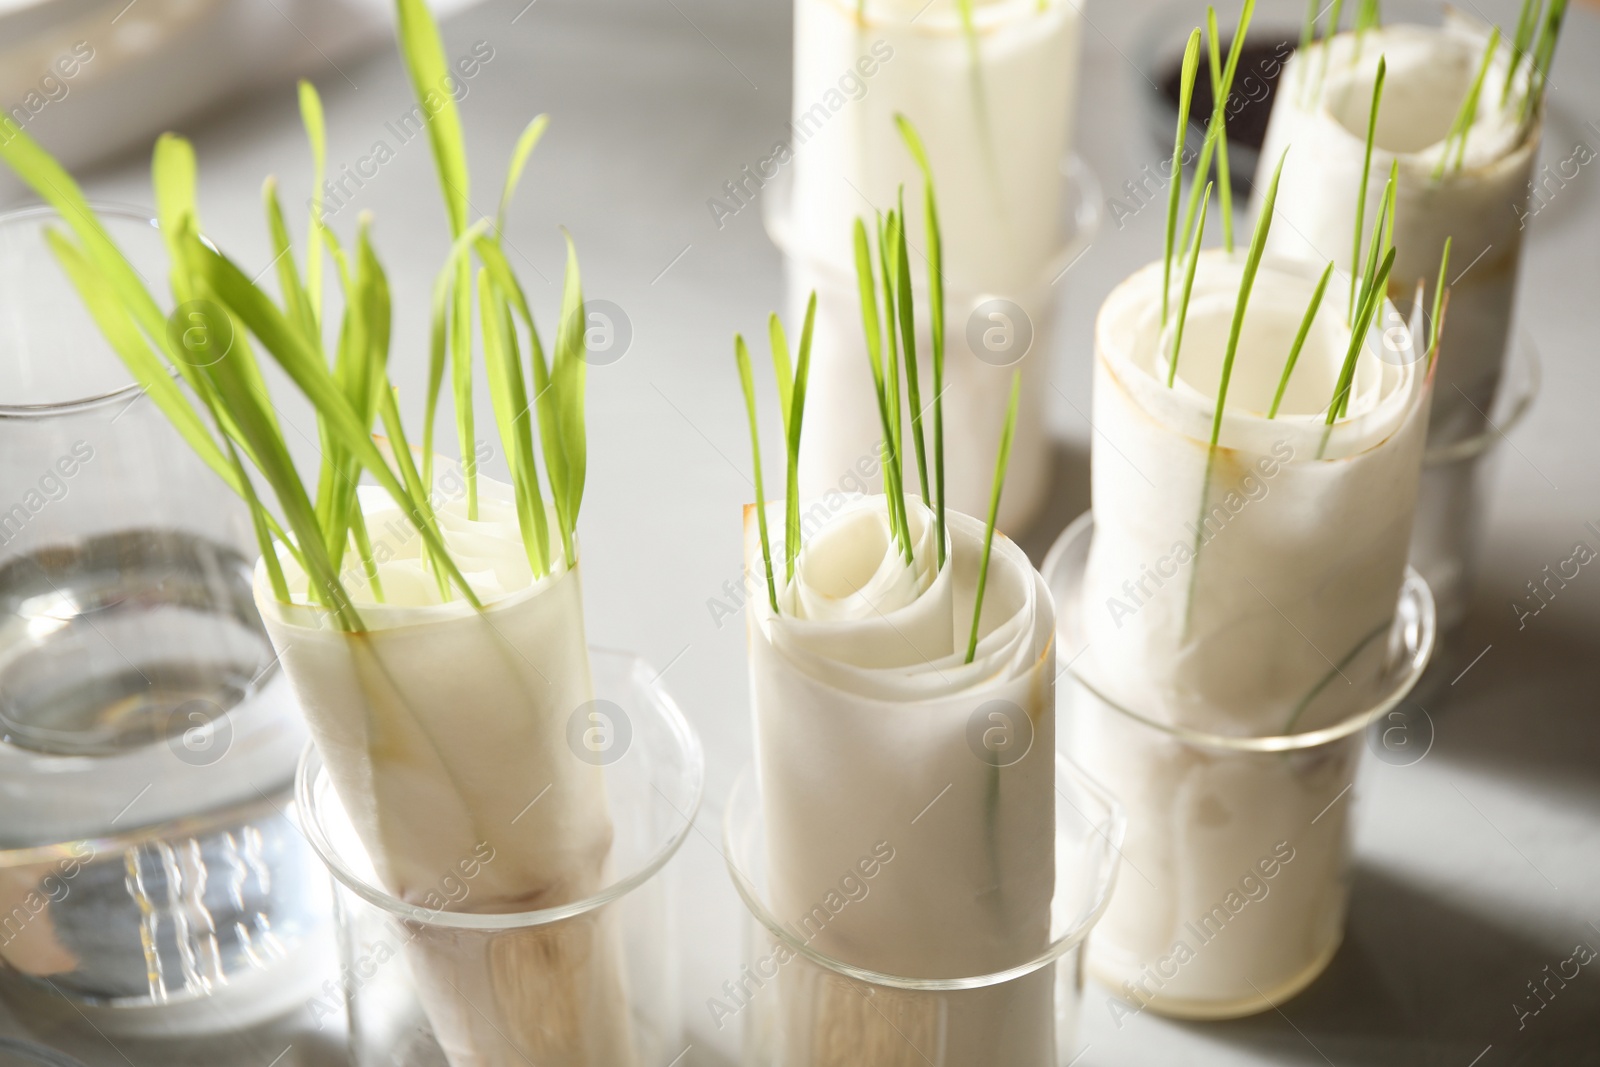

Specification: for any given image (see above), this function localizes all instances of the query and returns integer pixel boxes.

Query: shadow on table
[1419,573,1600,800]
[1194,863,1600,1066]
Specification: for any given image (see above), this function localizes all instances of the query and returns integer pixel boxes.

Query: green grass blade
[1344,249,1396,420]
[1181,143,1280,641]
[1167,182,1212,388]
[735,333,779,614]
[1311,0,1347,99]
[44,228,302,581]
[152,133,197,264]
[1301,0,1318,46]
[212,355,361,630]
[422,218,493,491]
[263,178,314,340]
[894,114,935,180]
[450,260,476,517]
[347,227,392,601]
[1165,30,1203,327]
[1503,0,1542,106]
[1428,236,1451,368]
[854,219,887,403]
[769,313,793,438]
[183,271,360,629]
[1454,29,1500,171]
[151,143,286,467]
[1206,9,1235,252]
[0,124,168,341]
[1326,247,1396,428]
[1210,148,1286,448]
[1380,160,1397,257]
[895,114,948,566]
[965,370,1020,664]
[151,135,217,391]
[423,261,450,492]
[192,239,481,608]
[478,268,549,576]
[318,236,364,565]
[298,81,327,326]
[4,124,284,531]
[1353,167,1391,334]
[376,386,449,598]
[853,218,904,552]
[507,293,553,574]
[1269,260,1334,418]
[1523,0,1569,120]
[357,223,393,413]
[552,229,588,558]
[1351,57,1385,317]
[233,432,292,602]
[348,508,385,604]
[1436,29,1499,178]
[952,0,1002,219]
[532,257,572,562]
[878,211,902,469]
[43,230,234,495]
[876,210,911,561]
[1181,0,1253,261]
[468,235,567,548]
[497,114,549,237]
[394,0,470,236]
[785,293,816,586]
[1215,1,1256,143]
[894,187,930,505]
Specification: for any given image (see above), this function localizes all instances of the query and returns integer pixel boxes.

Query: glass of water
[0,204,331,1037]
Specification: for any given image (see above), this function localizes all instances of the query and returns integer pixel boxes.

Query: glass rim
[1043,510,1437,754]
[721,755,1127,991]
[762,152,1103,293]
[0,201,171,420]
[294,646,705,931]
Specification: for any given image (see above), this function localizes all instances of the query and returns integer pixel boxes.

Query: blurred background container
[0,205,330,1039]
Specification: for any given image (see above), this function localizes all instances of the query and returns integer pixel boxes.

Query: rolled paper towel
[1261,16,1537,444]
[260,481,635,1067]
[745,495,1059,1064]
[1082,252,1431,737]
[1067,248,1432,1016]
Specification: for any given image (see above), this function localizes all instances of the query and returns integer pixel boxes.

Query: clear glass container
[1043,512,1435,1020]
[1411,334,1539,641]
[297,647,704,1067]
[722,755,1124,1066]
[0,205,329,1036]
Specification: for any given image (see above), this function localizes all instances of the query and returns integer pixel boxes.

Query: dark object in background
[1146,37,1299,194]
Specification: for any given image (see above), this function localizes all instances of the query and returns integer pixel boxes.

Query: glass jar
[1044,511,1435,1019]
[298,647,704,1067]
[0,204,328,1036]
[722,754,1124,1066]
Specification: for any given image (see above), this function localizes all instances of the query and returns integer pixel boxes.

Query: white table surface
[3,0,1598,1063]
